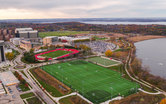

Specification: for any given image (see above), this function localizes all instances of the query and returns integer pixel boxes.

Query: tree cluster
[105,50,113,57]
[5,52,14,61]
[2,22,166,37]
[79,44,91,55]
[14,71,29,88]
[131,58,166,91]
[23,49,39,63]
[74,39,90,43]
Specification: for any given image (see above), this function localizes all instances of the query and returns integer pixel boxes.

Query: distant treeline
[1,22,166,35]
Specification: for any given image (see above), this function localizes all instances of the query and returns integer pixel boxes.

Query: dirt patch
[110,92,164,104]
[70,96,89,104]
[60,95,89,104]
[129,35,165,42]
[33,68,71,94]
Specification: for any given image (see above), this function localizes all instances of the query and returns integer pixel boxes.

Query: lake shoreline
[129,35,166,43]
[134,38,166,79]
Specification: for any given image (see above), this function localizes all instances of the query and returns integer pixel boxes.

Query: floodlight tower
[110,87,113,99]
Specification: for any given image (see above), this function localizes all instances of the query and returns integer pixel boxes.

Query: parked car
[16,86,22,92]
[8,87,12,93]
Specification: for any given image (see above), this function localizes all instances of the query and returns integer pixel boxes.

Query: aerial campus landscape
[1,1,166,104]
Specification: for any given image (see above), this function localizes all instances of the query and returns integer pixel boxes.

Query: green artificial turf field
[39,31,90,38]
[41,60,139,103]
[40,50,72,58]
[88,56,120,67]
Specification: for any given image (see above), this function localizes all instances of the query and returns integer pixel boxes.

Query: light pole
[110,87,113,99]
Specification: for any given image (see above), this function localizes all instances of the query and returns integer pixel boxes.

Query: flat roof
[19,30,38,33]
[15,28,33,31]
[0,71,19,86]
[0,40,4,43]
[44,36,58,39]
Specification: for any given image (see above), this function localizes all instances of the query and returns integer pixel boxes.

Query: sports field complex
[41,60,140,103]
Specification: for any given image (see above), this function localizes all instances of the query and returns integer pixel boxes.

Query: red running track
[35,48,79,61]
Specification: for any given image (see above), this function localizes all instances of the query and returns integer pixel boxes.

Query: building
[10,38,21,45]
[19,39,42,51]
[0,82,5,95]
[58,36,90,42]
[0,41,5,62]
[43,36,58,45]
[0,71,19,86]
[15,28,38,38]
[0,29,14,41]
[42,36,91,46]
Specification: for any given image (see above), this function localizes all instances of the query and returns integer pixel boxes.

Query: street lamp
[110,87,113,99]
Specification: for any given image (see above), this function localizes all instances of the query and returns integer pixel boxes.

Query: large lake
[84,22,166,25]
[135,38,166,79]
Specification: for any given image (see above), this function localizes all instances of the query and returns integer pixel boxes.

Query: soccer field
[41,60,140,103]
[41,50,71,58]
[88,56,120,67]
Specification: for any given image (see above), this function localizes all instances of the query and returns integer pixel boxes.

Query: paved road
[9,43,55,104]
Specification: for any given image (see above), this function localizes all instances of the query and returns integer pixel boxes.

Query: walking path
[124,43,166,96]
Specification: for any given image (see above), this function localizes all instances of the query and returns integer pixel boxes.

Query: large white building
[15,28,38,38]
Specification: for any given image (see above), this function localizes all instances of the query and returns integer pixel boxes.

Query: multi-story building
[15,28,42,51]
[0,41,5,62]
[10,38,21,45]
[0,29,14,41]
[15,28,38,38]
[19,39,42,51]
[43,36,58,45]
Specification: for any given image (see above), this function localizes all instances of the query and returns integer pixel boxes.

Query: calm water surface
[135,38,166,79]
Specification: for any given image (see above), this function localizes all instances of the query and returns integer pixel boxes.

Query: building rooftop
[15,28,33,31]
[0,40,4,43]
[19,30,38,33]
[44,36,58,38]
[0,71,19,86]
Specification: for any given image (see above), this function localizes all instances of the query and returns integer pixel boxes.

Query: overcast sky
[0,0,166,19]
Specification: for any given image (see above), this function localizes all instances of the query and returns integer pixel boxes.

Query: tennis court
[88,56,120,67]
[41,60,139,103]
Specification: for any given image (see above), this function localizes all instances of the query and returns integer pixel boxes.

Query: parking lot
[0,85,24,104]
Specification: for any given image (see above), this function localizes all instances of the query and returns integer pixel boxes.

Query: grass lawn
[39,31,90,38]
[94,37,107,40]
[26,97,42,104]
[109,65,123,73]
[88,56,120,67]
[41,50,72,58]
[20,92,35,99]
[19,83,30,92]
[41,60,140,103]
[59,96,73,104]
[20,70,28,78]
[30,68,63,97]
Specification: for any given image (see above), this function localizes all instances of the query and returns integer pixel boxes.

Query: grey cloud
[0,0,166,18]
